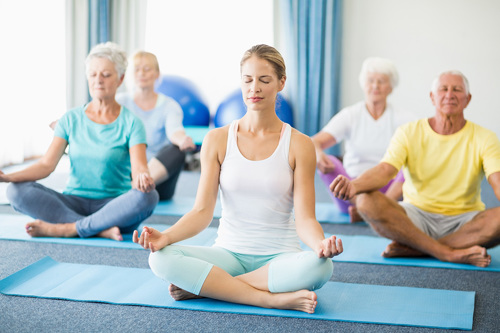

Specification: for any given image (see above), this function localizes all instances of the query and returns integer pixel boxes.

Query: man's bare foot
[271,289,318,314]
[169,284,203,301]
[348,206,363,223]
[382,241,427,258]
[25,220,78,238]
[97,226,123,241]
[446,246,491,268]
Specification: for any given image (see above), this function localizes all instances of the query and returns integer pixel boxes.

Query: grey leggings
[7,182,158,238]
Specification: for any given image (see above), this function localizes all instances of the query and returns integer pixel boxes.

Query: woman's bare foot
[25,220,78,238]
[270,290,318,314]
[382,241,427,258]
[348,206,364,223]
[446,246,491,268]
[96,226,123,241]
[169,284,203,301]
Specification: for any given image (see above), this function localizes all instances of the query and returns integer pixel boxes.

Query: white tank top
[214,120,301,255]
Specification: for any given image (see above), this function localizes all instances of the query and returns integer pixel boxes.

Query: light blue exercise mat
[0,214,217,249]
[2,214,498,271]
[154,196,351,224]
[0,257,474,330]
[333,234,500,272]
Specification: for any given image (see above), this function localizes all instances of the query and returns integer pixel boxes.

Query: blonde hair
[240,44,286,80]
[132,51,160,72]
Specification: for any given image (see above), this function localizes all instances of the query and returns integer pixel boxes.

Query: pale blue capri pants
[149,244,334,295]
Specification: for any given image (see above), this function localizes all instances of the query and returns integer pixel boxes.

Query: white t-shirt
[322,101,415,177]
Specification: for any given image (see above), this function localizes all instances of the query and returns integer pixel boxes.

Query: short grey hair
[431,70,470,95]
[358,57,399,89]
[85,42,128,78]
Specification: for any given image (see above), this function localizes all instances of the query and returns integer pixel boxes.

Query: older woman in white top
[312,57,415,222]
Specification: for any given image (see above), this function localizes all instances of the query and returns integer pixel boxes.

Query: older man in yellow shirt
[330,70,500,267]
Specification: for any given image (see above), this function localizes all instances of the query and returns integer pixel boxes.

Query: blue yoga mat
[154,196,350,224]
[2,214,498,271]
[327,234,500,272]
[0,256,474,330]
[0,214,217,249]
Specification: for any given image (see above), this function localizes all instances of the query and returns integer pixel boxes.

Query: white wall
[341,0,500,138]
[144,0,274,113]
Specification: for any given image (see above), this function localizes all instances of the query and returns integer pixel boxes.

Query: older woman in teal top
[0,42,158,240]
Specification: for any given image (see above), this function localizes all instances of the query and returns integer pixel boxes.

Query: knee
[304,255,334,290]
[355,193,371,213]
[6,182,33,206]
[293,252,333,291]
[356,192,383,219]
[134,189,159,211]
[148,246,179,282]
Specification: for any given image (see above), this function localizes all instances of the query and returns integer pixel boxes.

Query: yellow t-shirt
[382,119,500,215]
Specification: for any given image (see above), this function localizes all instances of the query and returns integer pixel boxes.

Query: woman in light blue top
[0,42,158,240]
[117,51,196,200]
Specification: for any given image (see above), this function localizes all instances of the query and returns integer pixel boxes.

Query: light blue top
[116,93,184,160]
[54,105,147,199]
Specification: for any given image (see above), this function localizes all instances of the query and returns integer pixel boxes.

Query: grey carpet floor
[0,171,498,333]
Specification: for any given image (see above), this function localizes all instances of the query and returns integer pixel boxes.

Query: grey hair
[431,70,470,95]
[358,57,399,89]
[85,42,128,78]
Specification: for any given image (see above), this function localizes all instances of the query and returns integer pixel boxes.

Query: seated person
[134,44,343,313]
[0,42,159,240]
[116,51,196,201]
[330,70,500,267]
[312,57,415,222]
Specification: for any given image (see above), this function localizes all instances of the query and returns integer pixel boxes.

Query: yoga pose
[331,70,500,267]
[134,44,343,313]
[312,57,415,222]
[0,42,158,240]
[116,51,195,201]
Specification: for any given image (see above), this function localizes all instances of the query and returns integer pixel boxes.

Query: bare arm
[134,128,226,252]
[292,131,343,258]
[330,162,399,201]
[169,129,196,152]
[385,179,403,201]
[130,143,155,193]
[488,171,500,201]
[0,137,67,183]
[311,131,337,174]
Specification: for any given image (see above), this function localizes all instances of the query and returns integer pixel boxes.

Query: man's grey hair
[431,70,470,95]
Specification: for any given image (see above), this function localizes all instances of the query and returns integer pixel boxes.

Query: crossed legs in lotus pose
[356,191,499,267]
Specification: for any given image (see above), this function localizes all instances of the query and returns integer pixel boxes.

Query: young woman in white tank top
[134,44,343,314]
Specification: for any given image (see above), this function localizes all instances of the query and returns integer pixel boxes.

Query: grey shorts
[399,202,480,239]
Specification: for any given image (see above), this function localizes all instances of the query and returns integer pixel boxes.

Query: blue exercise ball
[155,75,210,127]
[214,90,294,128]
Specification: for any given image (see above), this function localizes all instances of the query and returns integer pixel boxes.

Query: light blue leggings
[7,181,159,238]
[149,245,334,295]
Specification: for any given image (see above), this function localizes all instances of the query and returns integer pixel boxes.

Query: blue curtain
[280,0,343,137]
[89,0,110,49]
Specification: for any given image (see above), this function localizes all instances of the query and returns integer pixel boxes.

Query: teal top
[54,105,147,199]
